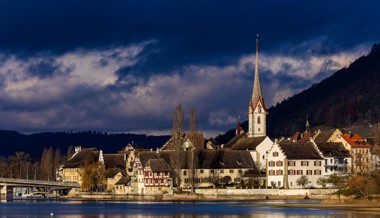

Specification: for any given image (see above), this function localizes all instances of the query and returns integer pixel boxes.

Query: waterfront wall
[194,188,337,196]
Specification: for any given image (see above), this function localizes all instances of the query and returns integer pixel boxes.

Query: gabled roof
[227,135,266,150]
[137,150,254,169]
[279,143,323,160]
[104,154,126,169]
[146,159,172,172]
[315,142,351,157]
[314,130,335,142]
[63,148,99,168]
[115,176,131,186]
[161,133,206,150]
[289,131,312,143]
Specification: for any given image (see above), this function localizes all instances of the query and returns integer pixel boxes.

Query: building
[224,36,273,170]
[313,141,351,176]
[248,35,267,138]
[266,142,324,189]
[334,133,371,173]
[60,147,100,186]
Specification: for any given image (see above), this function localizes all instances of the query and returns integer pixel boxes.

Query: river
[1,199,379,217]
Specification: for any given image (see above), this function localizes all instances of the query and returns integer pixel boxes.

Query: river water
[1,199,379,218]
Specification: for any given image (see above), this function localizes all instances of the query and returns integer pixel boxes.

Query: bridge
[0,178,80,200]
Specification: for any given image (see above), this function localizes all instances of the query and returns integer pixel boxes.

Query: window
[200,169,204,174]
[314,161,321,166]
[288,170,295,175]
[314,170,321,175]
[273,152,279,157]
[220,169,224,174]
[269,161,275,167]
[269,170,275,175]
[276,170,283,175]
[301,161,309,166]
[183,170,187,176]
[276,161,283,166]
[288,161,296,166]
[306,170,312,175]
[257,116,261,124]
[210,169,214,174]
[297,170,303,175]
[238,169,243,174]
[229,169,234,173]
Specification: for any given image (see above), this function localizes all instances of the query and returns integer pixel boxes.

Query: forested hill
[215,43,380,144]
[0,130,170,157]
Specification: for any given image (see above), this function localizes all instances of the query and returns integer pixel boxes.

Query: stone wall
[194,188,337,196]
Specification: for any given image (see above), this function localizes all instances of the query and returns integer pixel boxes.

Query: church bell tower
[248,35,267,138]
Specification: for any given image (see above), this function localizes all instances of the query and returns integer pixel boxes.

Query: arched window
[257,116,261,124]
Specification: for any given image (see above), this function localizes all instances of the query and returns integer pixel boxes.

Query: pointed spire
[306,115,310,132]
[251,34,263,110]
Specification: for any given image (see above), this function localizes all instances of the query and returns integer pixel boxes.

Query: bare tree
[54,148,61,179]
[40,147,54,181]
[188,107,202,193]
[171,104,184,189]
[9,152,30,179]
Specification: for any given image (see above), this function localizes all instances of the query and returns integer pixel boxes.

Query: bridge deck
[0,178,80,189]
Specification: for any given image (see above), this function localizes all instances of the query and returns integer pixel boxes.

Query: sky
[0,0,379,137]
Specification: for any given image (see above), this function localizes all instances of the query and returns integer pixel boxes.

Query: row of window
[268,169,322,176]
[144,179,168,184]
[268,161,322,167]
[145,172,170,177]
[183,169,244,175]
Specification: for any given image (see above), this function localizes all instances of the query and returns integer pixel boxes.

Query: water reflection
[0,199,379,218]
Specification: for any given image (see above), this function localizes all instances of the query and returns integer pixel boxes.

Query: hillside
[0,130,170,157]
[215,43,380,144]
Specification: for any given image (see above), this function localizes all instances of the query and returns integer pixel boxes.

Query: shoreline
[59,194,380,213]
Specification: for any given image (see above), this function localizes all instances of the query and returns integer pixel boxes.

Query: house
[179,150,257,188]
[143,159,172,194]
[266,141,324,189]
[114,176,131,195]
[225,133,273,171]
[334,133,371,173]
[313,141,351,176]
[60,147,100,186]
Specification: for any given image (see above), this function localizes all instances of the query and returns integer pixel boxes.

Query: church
[224,36,274,171]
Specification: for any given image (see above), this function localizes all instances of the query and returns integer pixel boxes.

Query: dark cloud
[0,0,379,135]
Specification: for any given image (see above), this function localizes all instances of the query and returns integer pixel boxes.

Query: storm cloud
[0,0,379,136]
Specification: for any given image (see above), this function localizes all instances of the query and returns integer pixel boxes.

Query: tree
[296,175,310,188]
[54,148,61,179]
[188,107,202,193]
[40,147,54,180]
[317,177,328,188]
[328,173,342,188]
[347,175,377,199]
[81,162,106,192]
[171,104,185,189]
[9,151,30,179]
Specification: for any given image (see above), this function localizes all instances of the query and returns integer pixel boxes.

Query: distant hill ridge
[0,130,170,157]
[215,43,380,144]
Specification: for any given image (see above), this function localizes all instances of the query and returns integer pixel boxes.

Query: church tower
[248,35,267,138]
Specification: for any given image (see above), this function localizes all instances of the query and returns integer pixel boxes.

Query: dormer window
[237,160,242,166]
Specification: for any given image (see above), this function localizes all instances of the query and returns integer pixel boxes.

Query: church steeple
[248,34,267,138]
[251,34,263,108]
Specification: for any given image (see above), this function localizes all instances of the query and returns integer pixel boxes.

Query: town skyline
[0,1,380,137]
